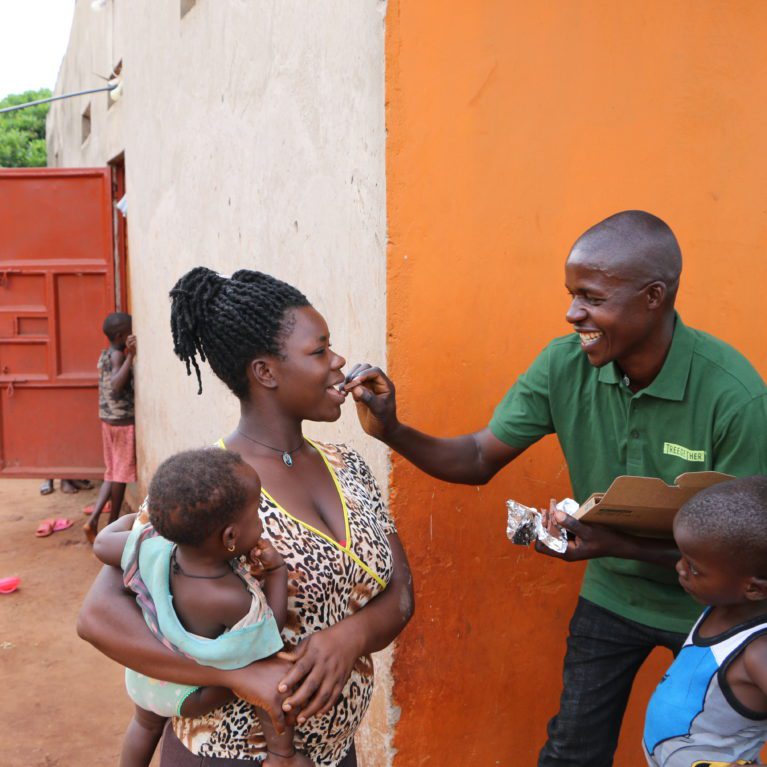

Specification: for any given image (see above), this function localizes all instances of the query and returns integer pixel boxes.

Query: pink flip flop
[35,518,74,537]
[0,576,20,594]
[35,519,55,537]
[83,501,111,516]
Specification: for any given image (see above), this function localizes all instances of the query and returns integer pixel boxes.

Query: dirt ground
[0,479,156,767]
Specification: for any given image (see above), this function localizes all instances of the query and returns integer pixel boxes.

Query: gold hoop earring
[227,544,235,552]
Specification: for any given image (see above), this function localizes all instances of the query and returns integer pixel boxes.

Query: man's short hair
[571,210,682,297]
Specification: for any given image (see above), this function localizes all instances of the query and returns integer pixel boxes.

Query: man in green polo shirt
[344,210,767,767]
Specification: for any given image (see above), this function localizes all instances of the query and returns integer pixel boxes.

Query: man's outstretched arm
[344,364,525,485]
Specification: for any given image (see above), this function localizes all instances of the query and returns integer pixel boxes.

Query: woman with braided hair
[77,267,415,767]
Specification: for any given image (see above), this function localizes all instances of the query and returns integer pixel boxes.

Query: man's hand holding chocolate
[535,509,632,562]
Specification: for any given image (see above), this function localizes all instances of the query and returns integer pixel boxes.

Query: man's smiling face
[564,254,657,371]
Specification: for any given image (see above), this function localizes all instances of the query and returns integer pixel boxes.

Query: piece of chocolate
[511,520,537,545]
[506,500,539,547]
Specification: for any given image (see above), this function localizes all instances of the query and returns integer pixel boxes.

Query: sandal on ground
[36,519,55,537]
[83,501,111,516]
[0,576,21,594]
[35,518,74,537]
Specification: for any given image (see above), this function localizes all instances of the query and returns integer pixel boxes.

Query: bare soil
[0,479,150,767]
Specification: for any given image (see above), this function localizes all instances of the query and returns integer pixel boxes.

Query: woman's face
[269,306,347,422]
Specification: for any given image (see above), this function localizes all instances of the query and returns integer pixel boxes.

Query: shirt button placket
[627,397,643,474]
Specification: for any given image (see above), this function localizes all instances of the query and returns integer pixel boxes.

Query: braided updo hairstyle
[169,267,310,398]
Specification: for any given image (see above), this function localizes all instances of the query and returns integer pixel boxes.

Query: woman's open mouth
[326,384,346,404]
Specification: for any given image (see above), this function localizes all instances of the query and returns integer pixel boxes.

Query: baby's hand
[125,335,137,356]
[249,536,285,574]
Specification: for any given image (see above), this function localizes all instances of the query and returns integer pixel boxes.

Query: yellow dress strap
[215,436,386,589]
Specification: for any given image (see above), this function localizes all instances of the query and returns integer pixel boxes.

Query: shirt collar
[597,313,695,401]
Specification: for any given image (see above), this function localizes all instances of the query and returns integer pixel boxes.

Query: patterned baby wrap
[121,521,283,717]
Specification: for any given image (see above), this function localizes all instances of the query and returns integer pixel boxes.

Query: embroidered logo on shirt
[663,442,706,462]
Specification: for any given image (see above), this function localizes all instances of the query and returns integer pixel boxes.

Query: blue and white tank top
[644,609,767,767]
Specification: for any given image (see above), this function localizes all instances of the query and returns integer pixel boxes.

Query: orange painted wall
[385,3,767,765]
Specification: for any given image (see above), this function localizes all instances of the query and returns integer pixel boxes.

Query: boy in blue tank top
[644,477,767,767]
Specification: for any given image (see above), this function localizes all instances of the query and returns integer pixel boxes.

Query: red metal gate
[0,168,115,478]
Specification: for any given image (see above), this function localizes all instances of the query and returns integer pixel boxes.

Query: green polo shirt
[489,315,767,633]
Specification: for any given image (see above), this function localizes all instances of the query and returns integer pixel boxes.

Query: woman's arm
[78,565,291,731]
[92,513,136,567]
[277,533,414,723]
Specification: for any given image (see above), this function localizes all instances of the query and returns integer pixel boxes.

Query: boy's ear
[248,358,278,389]
[744,576,767,602]
[222,525,237,551]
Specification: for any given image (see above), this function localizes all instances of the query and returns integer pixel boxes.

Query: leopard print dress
[171,440,396,765]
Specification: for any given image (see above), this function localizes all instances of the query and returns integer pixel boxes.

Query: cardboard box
[573,471,734,537]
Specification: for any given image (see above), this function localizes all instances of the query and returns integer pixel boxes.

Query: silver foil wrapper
[506,498,577,554]
[505,500,539,546]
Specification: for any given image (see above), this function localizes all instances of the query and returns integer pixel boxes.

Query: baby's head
[148,448,263,557]
[673,476,767,607]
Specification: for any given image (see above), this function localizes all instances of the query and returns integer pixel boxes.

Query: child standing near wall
[94,448,314,767]
[83,311,136,543]
[643,476,767,767]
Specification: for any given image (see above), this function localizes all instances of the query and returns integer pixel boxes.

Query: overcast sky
[0,0,76,100]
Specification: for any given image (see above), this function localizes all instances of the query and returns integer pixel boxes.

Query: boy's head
[103,312,132,344]
[148,448,263,553]
[673,476,767,606]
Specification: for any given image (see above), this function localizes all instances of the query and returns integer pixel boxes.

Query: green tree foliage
[0,89,51,167]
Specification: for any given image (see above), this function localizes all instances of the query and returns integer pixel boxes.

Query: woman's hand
[228,656,295,734]
[343,364,399,441]
[276,624,362,724]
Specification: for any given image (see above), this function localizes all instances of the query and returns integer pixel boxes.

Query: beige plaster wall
[48,2,393,764]
[47,0,127,166]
